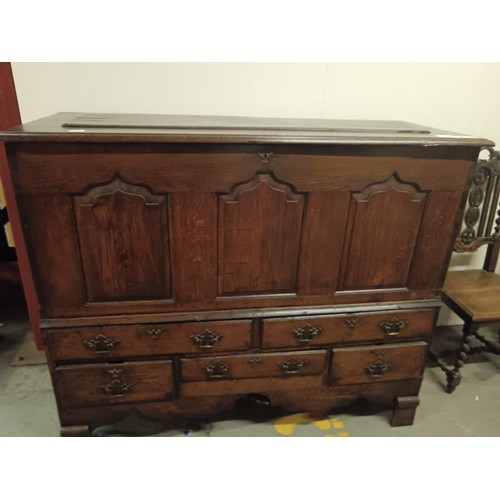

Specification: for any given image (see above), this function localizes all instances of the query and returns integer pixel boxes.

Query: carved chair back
[455,148,500,273]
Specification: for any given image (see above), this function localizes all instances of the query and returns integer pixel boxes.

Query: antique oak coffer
[0,113,493,436]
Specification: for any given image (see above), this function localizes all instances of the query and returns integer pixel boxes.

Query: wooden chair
[433,148,500,393]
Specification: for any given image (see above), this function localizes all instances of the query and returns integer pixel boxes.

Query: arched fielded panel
[340,173,427,290]
[73,176,171,302]
[218,173,305,296]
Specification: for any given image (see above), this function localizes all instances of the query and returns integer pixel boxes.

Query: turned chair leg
[432,321,478,394]
[447,324,477,393]
[444,322,477,393]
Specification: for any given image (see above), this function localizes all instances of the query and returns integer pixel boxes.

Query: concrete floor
[1,306,499,437]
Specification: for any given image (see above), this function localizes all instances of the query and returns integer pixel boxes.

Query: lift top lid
[0,112,494,147]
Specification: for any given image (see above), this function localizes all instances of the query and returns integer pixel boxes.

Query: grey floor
[1,306,499,437]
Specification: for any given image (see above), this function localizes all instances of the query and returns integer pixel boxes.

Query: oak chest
[1,113,492,435]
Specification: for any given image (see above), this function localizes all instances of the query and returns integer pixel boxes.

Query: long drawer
[330,342,427,385]
[262,309,436,349]
[55,360,175,407]
[48,320,252,361]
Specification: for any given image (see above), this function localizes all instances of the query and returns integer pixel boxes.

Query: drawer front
[181,350,327,382]
[49,320,252,361]
[330,342,427,385]
[55,360,174,407]
[262,309,435,349]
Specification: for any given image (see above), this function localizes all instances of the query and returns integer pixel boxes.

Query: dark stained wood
[340,174,427,290]
[181,375,326,398]
[1,112,486,433]
[262,309,437,349]
[40,299,444,329]
[32,288,445,319]
[18,193,87,316]
[73,176,171,302]
[297,191,350,295]
[432,151,500,393]
[408,190,469,290]
[391,396,420,427]
[49,320,253,362]
[330,342,427,385]
[170,192,217,302]
[56,379,423,432]
[11,145,476,194]
[218,173,304,295]
[9,141,476,319]
[56,360,174,407]
[0,112,493,147]
[484,237,500,273]
[11,149,472,317]
[181,349,327,382]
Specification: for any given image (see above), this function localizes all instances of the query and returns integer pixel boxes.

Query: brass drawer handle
[279,357,307,375]
[379,318,408,335]
[82,334,120,354]
[191,329,223,349]
[291,323,322,344]
[364,350,392,379]
[100,368,132,396]
[203,360,230,379]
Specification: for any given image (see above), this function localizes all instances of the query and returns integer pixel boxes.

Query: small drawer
[181,349,327,397]
[262,309,436,349]
[330,341,427,385]
[55,360,174,407]
[181,350,327,382]
[49,320,252,361]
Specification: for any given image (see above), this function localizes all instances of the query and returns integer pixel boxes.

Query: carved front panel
[73,176,171,302]
[218,173,305,296]
[13,145,475,317]
[339,174,427,290]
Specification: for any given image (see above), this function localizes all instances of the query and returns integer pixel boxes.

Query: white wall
[11,62,500,325]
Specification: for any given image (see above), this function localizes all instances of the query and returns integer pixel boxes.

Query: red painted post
[0,62,43,349]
